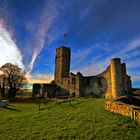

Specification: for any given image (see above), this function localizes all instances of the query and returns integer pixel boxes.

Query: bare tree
[0,63,27,99]
[0,72,6,98]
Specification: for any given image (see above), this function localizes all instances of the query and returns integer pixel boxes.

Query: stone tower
[54,46,71,81]
[110,58,123,98]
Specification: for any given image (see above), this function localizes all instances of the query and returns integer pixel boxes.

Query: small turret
[110,58,123,98]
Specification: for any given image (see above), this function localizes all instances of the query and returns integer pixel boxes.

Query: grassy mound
[0,98,140,140]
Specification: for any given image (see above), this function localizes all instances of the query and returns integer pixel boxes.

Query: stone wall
[97,66,112,98]
[83,76,108,97]
[105,101,140,125]
[32,84,43,97]
[135,111,140,125]
[97,58,131,98]
[32,46,132,98]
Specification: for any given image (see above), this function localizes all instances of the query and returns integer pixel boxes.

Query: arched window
[72,78,76,85]
[98,77,103,88]
[86,79,90,86]
[72,92,76,96]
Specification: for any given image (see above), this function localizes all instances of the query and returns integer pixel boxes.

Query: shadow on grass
[1,106,21,112]
[40,98,88,111]
[57,99,88,106]
[8,104,15,107]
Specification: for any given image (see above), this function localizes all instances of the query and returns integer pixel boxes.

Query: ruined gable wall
[76,72,85,96]
[54,72,84,96]
[83,76,105,96]
[54,78,70,96]
[32,84,43,97]
[97,58,132,98]
[54,73,79,96]
[42,84,56,97]
[96,66,112,98]
[121,63,132,95]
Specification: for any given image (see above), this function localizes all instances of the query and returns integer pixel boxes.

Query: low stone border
[105,100,140,125]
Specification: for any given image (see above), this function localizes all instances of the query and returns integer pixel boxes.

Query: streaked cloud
[1,0,140,87]
[131,74,140,82]
[0,21,24,68]
[72,37,140,77]
[28,0,60,73]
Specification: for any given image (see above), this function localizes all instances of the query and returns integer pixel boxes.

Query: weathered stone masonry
[33,46,132,98]
[105,101,140,125]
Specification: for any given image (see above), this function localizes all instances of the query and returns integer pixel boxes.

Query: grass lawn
[0,98,140,140]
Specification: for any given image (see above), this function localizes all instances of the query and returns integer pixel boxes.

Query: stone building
[33,46,132,98]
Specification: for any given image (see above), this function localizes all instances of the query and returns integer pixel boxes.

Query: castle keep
[33,46,132,98]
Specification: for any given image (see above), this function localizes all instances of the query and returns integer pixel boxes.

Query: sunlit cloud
[27,73,53,84]
[0,20,24,68]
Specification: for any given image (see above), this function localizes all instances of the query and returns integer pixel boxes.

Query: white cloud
[131,74,140,82]
[126,39,140,52]
[125,58,140,70]
[0,22,24,68]
[111,38,140,58]
[72,37,140,77]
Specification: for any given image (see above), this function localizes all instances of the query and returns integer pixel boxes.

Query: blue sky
[0,0,140,87]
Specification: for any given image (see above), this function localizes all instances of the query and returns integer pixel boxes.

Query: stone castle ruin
[33,46,132,98]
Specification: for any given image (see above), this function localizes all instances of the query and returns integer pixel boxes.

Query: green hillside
[0,98,140,140]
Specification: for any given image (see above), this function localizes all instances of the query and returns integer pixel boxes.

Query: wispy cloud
[74,58,108,76]
[111,38,140,59]
[126,58,140,70]
[72,46,95,64]
[130,73,140,87]
[80,2,92,20]
[131,74,140,81]
[0,20,24,68]
[0,0,10,24]
[111,37,140,70]
[71,44,104,67]
[71,37,140,77]
[28,0,60,73]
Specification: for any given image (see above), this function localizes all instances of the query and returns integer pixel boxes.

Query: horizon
[0,0,140,87]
